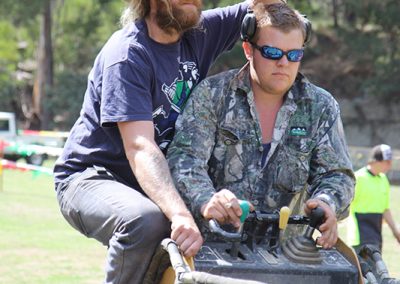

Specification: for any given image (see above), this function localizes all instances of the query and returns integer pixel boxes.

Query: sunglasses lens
[262,46,283,60]
[256,44,304,62]
[287,50,304,62]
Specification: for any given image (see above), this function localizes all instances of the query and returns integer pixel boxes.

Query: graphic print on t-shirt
[153,60,200,151]
[161,61,199,113]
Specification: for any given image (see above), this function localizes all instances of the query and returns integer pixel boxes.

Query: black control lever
[304,206,325,239]
[208,219,242,241]
[281,206,325,264]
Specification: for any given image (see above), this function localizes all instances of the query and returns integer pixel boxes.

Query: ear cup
[241,10,313,45]
[302,15,312,45]
[240,11,257,42]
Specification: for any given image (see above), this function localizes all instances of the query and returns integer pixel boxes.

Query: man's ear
[242,42,253,61]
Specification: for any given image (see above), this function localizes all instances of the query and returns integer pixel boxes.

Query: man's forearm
[383,210,399,235]
[129,141,192,220]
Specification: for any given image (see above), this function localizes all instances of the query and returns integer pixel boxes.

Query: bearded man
[54,0,280,283]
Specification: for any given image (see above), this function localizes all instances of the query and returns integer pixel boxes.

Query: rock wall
[348,146,400,185]
[338,97,400,184]
[338,97,400,149]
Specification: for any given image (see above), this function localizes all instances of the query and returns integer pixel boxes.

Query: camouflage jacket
[167,64,355,224]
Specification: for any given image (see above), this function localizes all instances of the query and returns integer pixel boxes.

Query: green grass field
[0,163,399,283]
[0,166,105,283]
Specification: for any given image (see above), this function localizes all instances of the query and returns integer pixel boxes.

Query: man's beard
[156,0,202,35]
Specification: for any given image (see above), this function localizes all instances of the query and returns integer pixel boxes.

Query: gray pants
[56,167,170,284]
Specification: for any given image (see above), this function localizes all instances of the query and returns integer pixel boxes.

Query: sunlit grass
[0,162,399,283]
[0,167,105,284]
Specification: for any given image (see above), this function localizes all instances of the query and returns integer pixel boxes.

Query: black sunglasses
[251,43,304,62]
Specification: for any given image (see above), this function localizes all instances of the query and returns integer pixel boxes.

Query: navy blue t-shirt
[54,3,248,189]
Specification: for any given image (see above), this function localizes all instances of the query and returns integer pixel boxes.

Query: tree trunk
[32,0,53,130]
[331,0,339,28]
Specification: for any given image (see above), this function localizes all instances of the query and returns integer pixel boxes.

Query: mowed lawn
[0,163,399,283]
[0,166,105,284]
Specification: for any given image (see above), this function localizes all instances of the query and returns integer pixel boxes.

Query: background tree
[0,0,56,129]
[0,0,120,130]
[33,0,54,130]
[0,0,43,124]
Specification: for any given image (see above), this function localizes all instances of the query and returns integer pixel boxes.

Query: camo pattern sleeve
[167,69,240,220]
[300,84,355,220]
[308,113,355,219]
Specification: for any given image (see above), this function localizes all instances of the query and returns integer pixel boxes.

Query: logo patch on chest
[290,127,307,136]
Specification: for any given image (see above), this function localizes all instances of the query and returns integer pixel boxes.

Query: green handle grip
[239,200,251,223]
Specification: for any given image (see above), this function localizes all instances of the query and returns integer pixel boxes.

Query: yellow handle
[279,206,291,230]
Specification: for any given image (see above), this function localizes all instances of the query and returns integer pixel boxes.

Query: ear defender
[240,10,313,46]
[240,10,257,42]
[302,15,312,45]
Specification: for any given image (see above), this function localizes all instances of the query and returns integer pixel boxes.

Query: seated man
[167,2,355,249]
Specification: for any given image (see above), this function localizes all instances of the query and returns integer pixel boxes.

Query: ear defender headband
[240,9,313,45]
[240,10,257,42]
